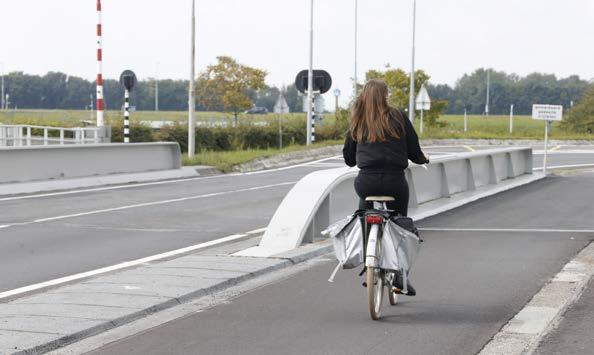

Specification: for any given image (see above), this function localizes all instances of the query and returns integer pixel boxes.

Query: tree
[365,65,430,110]
[196,56,266,124]
[561,84,594,133]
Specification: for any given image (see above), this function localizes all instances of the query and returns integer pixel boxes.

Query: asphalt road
[90,170,594,355]
[1,145,593,295]
[535,278,594,355]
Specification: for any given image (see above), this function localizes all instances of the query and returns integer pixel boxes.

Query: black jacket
[343,111,428,172]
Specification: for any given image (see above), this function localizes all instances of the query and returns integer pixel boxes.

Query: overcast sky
[1,0,593,105]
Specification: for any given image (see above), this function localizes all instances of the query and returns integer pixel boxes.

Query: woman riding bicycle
[342,79,429,295]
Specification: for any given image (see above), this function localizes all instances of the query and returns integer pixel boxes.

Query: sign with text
[532,104,563,121]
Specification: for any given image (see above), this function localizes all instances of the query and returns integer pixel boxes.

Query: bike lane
[90,171,594,355]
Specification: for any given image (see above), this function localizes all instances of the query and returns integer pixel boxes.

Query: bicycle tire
[367,225,383,320]
[389,288,398,305]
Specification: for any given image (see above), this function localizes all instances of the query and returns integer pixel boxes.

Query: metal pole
[509,104,514,134]
[306,0,314,145]
[1,63,4,111]
[90,94,94,122]
[543,121,549,175]
[188,0,196,157]
[408,0,417,122]
[124,89,130,143]
[353,0,358,97]
[464,108,468,132]
[278,114,283,149]
[96,0,104,127]
[420,109,423,135]
[155,62,159,112]
[485,69,490,116]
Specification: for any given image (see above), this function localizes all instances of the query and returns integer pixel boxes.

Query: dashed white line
[0,233,252,301]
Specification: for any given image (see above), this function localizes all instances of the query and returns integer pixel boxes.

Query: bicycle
[363,196,404,320]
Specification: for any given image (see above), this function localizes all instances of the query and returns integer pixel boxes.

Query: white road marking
[420,227,594,233]
[0,225,9,229]
[0,233,252,301]
[0,182,297,229]
[533,163,594,171]
[534,150,594,155]
[550,145,562,151]
[245,227,267,235]
[0,155,340,203]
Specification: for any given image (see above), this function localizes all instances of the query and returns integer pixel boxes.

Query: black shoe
[392,271,416,296]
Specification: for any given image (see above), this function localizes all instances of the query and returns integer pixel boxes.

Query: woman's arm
[342,132,357,167]
[403,114,429,164]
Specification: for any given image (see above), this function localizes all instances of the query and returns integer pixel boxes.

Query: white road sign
[274,94,290,114]
[415,85,431,111]
[532,104,563,121]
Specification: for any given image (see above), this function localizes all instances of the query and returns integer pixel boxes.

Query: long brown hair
[350,79,404,143]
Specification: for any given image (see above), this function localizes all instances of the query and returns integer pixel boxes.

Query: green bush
[156,118,341,153]
[108,119,155,143]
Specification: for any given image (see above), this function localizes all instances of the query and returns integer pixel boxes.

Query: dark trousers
[354,171,409,216]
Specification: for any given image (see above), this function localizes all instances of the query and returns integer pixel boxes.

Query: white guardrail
[238,147,544,257]
[0,124,110,146]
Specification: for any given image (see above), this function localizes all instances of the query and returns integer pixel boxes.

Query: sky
[1,0,593,106]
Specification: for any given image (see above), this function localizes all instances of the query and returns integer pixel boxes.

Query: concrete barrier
[0,142,184,184]
[237,147,543,257]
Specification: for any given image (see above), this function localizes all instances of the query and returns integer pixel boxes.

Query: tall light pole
[306,0,314,145]
[353,0,358,98]
[485,68,490,116]
[408,0,417,123]
[155,62,159,112]
[1,63,5,111]
[188,0,196,157]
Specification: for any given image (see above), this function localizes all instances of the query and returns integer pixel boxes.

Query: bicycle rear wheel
[367,266,383,320]
[366,225,383,320]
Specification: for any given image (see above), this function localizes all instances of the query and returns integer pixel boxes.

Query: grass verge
[182,140,341,172]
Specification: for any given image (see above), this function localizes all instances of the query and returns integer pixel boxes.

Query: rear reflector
[366,215,382,224]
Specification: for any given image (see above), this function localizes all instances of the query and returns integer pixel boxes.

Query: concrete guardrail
[237,147,544,257]
[0,142,184,184]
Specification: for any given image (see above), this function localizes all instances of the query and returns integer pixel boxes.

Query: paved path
[89,171,594,355]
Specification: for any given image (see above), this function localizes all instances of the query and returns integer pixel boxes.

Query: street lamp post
[408,0,417,123]
[306,0,314,145]
[485,69,491,116]
[188,0,196,157]
[354,0,358,97]
[155,62,159,112]
[1,63,4,111]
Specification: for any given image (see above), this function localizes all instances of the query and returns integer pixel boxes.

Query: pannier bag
[322,213,365,282]
[379,217,423,292]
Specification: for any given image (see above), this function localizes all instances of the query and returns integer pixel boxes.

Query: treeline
[2,69,592,116]
[428,68,592,115]
[1,71,303,113]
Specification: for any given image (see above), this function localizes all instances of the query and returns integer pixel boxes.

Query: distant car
[245,107,268,115]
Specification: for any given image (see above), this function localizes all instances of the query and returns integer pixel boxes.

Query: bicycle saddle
[365,196,395,202]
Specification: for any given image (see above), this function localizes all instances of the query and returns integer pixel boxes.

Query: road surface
[89,169,594,355]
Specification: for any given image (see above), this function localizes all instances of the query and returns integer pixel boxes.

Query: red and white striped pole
[96,0,104,127]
